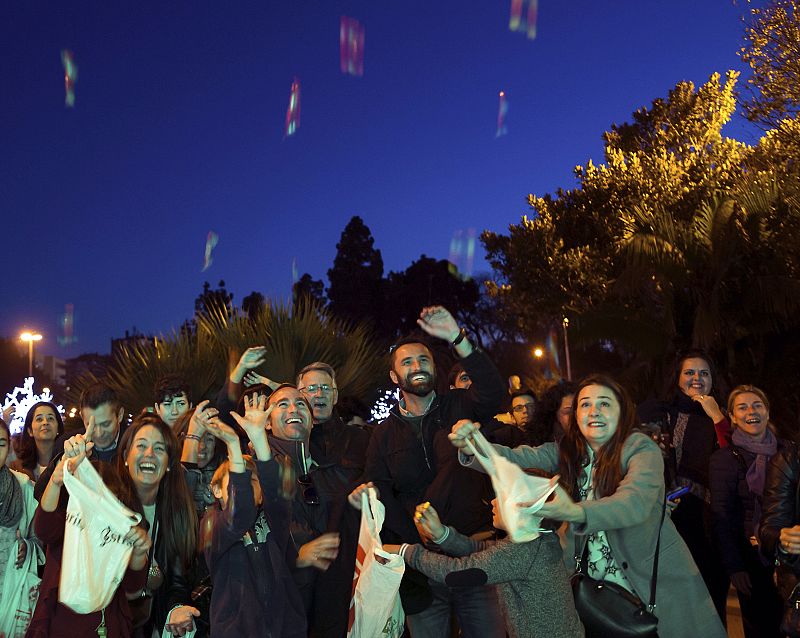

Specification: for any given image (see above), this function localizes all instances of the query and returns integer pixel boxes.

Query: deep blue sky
[2,1,762,358]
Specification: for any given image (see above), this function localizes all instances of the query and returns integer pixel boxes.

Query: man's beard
[398,371,436,397]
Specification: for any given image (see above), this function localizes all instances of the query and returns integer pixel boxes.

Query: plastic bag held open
[60,460,142,613]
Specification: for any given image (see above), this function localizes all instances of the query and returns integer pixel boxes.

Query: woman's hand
[126,525,152,570]
[189,400,218,435]
[165,606,201,636]
[414,502,444,543]
[204,418,241,446]
[15,531,26,568]
[780,525,800,554]
[536,482,586,524]
[448,419,481,453]
[230,346,268,383]
[348,482,378,510]
[63,417,95,471]
[297,533,340,570]
[690,394,724,423]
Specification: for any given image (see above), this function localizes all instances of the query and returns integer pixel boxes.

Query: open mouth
[411,373,430,383]
[139,462,158,475]
[586,421,606,429]
[312,401,327,409]
[745,418,761,425]
[286,417,303,425]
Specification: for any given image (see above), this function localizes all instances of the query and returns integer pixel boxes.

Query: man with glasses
[363,306,506,638]
[266,382,362,638]
[509,388,537,430]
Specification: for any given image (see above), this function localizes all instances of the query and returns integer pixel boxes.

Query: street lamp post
[562,317,572,381]
[20,332,43,378]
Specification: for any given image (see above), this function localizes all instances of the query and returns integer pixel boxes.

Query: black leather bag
[570,499,666,638]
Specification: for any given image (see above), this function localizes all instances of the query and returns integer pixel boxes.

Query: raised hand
[63,416,95,472]
[297,533,340,571]
[243,371,271,387]
[690,394,724,422]
[204,418,241,446]
[447,419,481,452]
[189,400,218,435]
[230,393,274,438]
[414,501,445,543]
[416,306,460,342]
[347,482,378,510]
[231,346,268,384]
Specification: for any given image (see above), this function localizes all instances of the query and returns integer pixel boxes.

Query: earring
[125,461,128,466]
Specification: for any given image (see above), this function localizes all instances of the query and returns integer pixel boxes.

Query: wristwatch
[451,328,467,348]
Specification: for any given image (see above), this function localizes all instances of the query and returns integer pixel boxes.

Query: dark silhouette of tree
[292,274,325,309]
[242,291,265,321]
[195,280,234,317]
[0,338,32,394]
[327,216,384,329]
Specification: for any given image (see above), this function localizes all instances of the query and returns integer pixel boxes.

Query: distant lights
[2,377,65,435]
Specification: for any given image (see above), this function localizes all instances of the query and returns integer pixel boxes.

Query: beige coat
[464,432,726,638]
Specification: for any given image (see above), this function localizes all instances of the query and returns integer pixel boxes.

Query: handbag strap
[574,495,667,611]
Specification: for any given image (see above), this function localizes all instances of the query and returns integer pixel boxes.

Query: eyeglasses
[299,384,335,395]
[297,473,320,506]
[512,403,536,413]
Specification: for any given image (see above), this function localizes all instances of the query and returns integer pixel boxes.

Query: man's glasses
[512,403,536,413]
[297,473,320,506]
[299,384,335,395]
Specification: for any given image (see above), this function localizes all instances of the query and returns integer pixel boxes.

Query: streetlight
[20,331,42,378]
[532,347,544,359]
[562,317,572,381]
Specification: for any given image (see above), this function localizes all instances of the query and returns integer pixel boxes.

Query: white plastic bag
[60,460,142,613]
[466,430,558,542]
[347,487,405,638]
[0,537,41,638]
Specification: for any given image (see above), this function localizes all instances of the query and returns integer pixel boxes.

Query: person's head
[175,412,221,470]
[534,381,577,435]
[490,497,506,531]
[560,374,637,499]
[672,349,717,399]
[80,383,125,449]
[267,384,313,441]
[336,395,370,427]
[15,401,65,469]
[210,455,261,510]
[297,362,339,424]
[448,362,471,390]
[727,385,771,439]
[389,336,436,398]
[117,414,197,567]
[0,419,10,468]
[510,389,537,428]
[153,374,192,428]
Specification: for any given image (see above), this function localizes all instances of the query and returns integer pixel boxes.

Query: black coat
[760,441,800,570]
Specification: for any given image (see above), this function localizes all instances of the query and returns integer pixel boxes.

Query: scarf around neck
[0,466,23,528]
[731,426,778,496]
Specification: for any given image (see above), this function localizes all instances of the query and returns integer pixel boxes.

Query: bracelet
[432,527,450,544]
[399,543,410,559]
[451,328,466,347]
[185,434,201,441]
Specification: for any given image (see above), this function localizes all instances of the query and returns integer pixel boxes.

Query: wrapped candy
[61,49,78,107]
[202,231,219,272]
[340,16,365,77]
[285,78,301,137]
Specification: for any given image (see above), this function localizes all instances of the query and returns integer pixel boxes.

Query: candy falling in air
[285,78,301,138]
[509,0,538,40]
[202,231,219,272]
[496,91,508,138]
[61,49,78,107]
[340,17,365,77]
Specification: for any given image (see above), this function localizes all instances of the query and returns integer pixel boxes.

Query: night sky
[2,1,760,358]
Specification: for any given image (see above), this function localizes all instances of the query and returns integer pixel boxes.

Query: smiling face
[155,392,191,429]
[82,402,124,449]
[268,387,312,441]
[196,431,217,469]
[731,392,769,439]
[299,369,338,424]
[29,405,59,443]
[575,384,621,452]
[678,357,712,398]
[390,343,436,398]
[125,425,169,492]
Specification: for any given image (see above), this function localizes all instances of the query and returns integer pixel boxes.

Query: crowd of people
[0,305,796,637]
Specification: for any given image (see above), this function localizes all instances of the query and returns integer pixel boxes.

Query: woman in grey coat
[450,373,726,638]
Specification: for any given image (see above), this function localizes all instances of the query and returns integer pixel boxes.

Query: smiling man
[363,305,506,638]
[266,383,364,638]
[80,383,127,461]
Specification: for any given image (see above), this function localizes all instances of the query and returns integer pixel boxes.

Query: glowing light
[285,78,301,138]
[20,332,42,343]
[533,347,544,358]
[58,304,77,346]
[496,91,508,138]
[340,17,365,77]
[202,231,219,272]
[509,0,538,40]
[61,50,78,107]
[3,377,65,435]
[371,389,400,423]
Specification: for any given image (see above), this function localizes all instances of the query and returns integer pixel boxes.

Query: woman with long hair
[637,349,732,620]
[710,385,784,637]
[116,414,200,637]
[451,373,726,638]
[11,401,64,481]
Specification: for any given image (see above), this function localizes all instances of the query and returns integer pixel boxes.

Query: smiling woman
[115,415,200,636]
[11,401,64,481]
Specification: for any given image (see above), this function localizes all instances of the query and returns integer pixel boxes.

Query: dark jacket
[710,442,785,575]
[203,459,306,637]
[268,429,366,638]
[760,441,800,570]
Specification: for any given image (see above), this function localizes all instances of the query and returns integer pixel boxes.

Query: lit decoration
[61,49,78,107]
[496,90,508,138]
[58,303,77,346]
[291,257,299,285]
[3,377,65,435]
[544,325,562,379]
[202,231,219,272]
[509,0,538,40]
[340,17,365,77]
[285,77,301,138]
[448,228,477,279]
[370,389,400,423]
